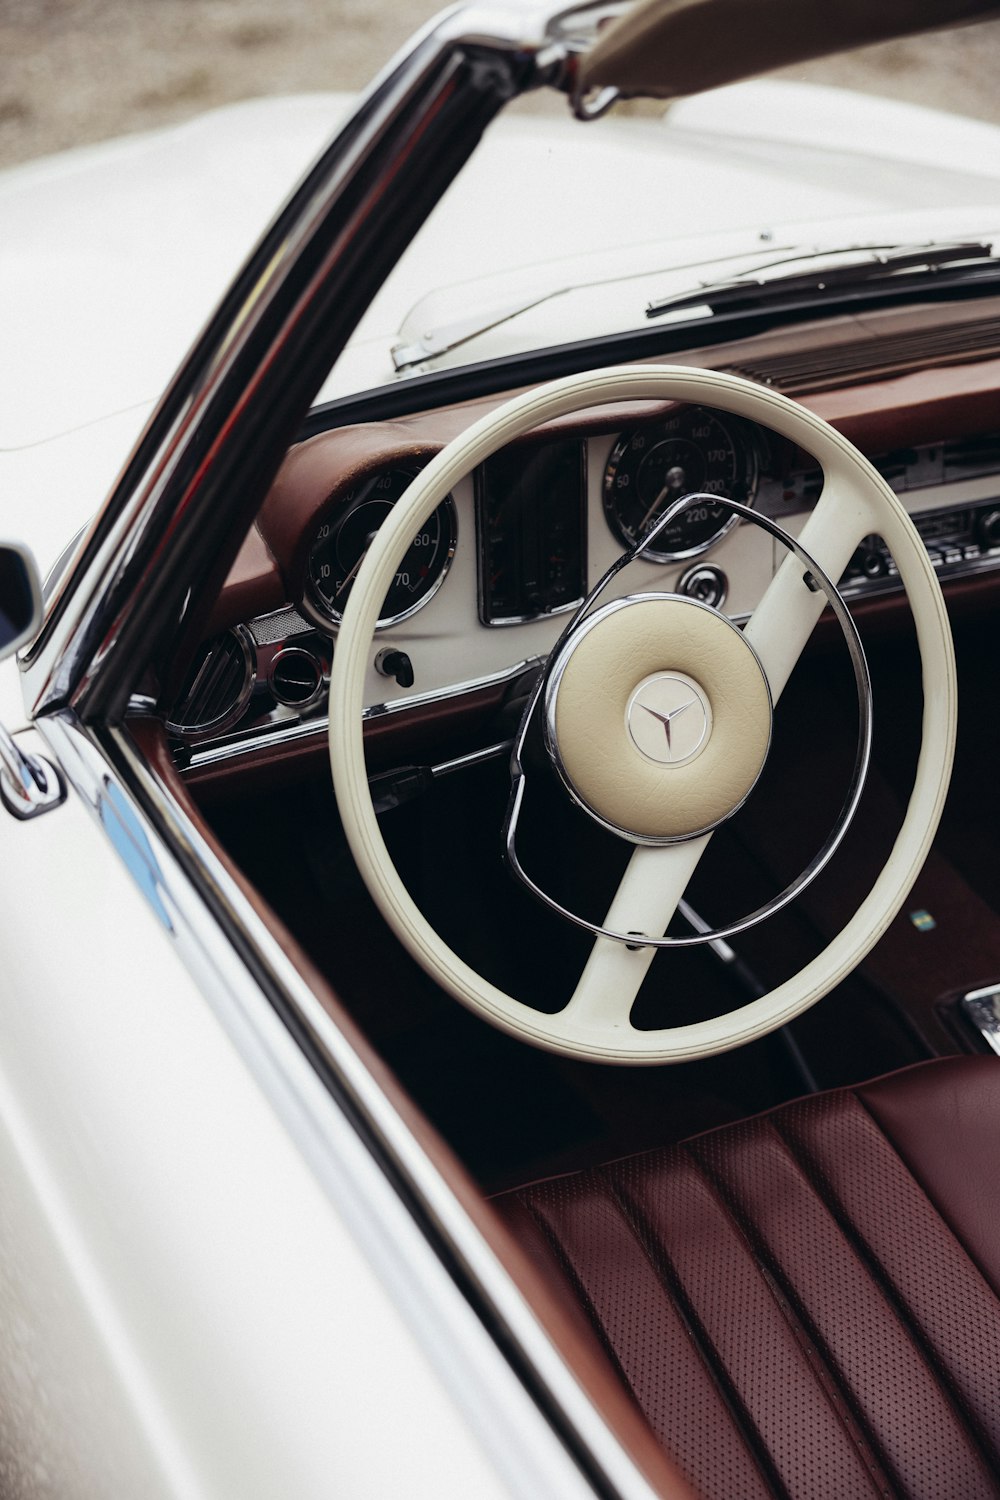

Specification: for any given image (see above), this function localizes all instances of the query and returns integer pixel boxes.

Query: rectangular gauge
[476,440,586,625]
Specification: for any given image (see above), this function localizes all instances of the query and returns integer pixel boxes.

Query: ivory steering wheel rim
[329,366,956,1064]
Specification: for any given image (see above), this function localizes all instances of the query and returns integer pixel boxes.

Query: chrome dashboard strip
[38,707,662,1500]
[362,654,542,718]
[183,715,329,770]
[433,739,514,776]
[181,656,542,771]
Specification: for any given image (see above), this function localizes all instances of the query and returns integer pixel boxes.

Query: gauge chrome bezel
[602,407,759,563]
[165,624,257,741]
[302,481,458,634]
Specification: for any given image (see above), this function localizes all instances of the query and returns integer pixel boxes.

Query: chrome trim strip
[361,655,542,719]
[483,597,585,627]
[38,707,661,1500]
[183,714,329,769]
[179,657,541,772]
[432,739,514,777]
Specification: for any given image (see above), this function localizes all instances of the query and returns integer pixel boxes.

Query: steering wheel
[329,367,956,1064]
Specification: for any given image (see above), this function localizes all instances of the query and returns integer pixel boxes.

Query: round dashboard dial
[603,407,754,562]
[307,466,456,628]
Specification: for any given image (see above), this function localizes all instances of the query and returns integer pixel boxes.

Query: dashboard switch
[376,649,415,689]
[677,563,728,609]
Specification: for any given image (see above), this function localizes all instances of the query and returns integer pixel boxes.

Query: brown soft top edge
[579,0,1000,101]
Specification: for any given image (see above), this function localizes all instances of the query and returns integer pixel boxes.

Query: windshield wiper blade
[646,242,999,321]
[391,292,564,373]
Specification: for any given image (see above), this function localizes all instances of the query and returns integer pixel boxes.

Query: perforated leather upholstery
[493,1057,1000,1499]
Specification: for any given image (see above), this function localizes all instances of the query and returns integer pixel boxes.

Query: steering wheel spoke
[561,839,711,1034]
[744,480,875,704]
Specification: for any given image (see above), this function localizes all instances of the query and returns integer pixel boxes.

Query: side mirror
[0,543,43,661]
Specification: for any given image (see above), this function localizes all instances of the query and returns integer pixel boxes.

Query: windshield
[3,2,1000,438]
[309,73,1000,398]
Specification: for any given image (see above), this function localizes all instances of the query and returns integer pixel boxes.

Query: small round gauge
[603,407,755,562]
[307,466,457,628]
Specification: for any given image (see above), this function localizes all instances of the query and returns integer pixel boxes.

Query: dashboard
[164,363,1000,783]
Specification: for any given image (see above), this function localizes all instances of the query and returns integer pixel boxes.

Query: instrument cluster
[298,403,762,637]
[169,400,1000,777]
[168,403,771,769]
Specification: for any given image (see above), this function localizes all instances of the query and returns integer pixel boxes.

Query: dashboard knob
[976,508,1000,550]
[677,563,728,610]
[376,648,415,689]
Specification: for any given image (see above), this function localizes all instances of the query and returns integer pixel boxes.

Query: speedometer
[603,407,754,562]
[307,466,456,629]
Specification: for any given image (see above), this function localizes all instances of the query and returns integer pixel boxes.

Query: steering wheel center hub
[544,593,773,842]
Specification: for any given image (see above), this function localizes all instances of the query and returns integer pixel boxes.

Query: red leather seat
[493,1056,1000,1499]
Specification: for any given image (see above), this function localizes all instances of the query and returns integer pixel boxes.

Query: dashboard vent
[726,316,1000,395]
[166,627,255,738]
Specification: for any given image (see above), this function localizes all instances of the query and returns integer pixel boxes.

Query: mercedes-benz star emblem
[626,673,712,766]
[639,696,693,754]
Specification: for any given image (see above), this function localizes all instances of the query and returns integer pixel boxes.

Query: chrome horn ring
[503,492,873,948]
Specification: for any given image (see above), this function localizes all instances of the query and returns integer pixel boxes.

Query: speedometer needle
[330,530,380,611]
[638,482,675,534]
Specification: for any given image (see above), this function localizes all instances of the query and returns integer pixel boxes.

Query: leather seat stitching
[685,1130,898,1499]
[608,1167,791,1500]
[515,1191,639,1399]
[852,1086,1000,1300]
[829,1092,1000,1479]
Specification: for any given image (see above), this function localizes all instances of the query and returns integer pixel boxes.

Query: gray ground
[2,3,1000,170]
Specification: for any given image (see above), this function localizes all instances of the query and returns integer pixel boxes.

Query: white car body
[1,9,998,1494]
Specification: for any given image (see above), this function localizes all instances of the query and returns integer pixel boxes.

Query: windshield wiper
[391,292,564,373]
[646,242,999,321]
